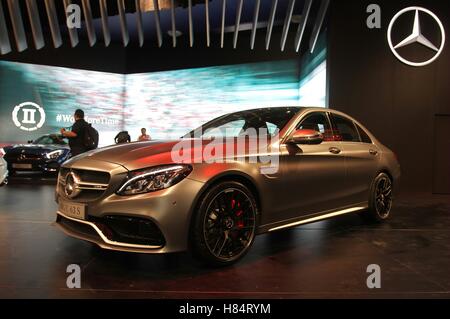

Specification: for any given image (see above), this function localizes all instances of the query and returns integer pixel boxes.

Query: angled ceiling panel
[44,0,62,48]
[233,0,243,49]
[205,0,210,47]
[99,0,111,47]
[220,0,226,48]
[135,0,144,47]
[250,0,261,50]
[152,0,163,47]
[280,0,296,51]
[117,0,129,46]
[170,0,177,47]
[294,0,313,52]
[309,0,329,53]
[188,0,194,47]
[265,0,278,50]
[81,0,97,47]
[6,0,28,52]
[0,0,12,54]
[63,0,79,47]
[25,0,45,50]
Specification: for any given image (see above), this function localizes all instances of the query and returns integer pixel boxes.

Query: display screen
[0,59,324,146]
[0,61,123,147]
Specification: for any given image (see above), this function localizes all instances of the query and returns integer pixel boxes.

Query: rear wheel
[362,173,393,222]
[191,181,258,266]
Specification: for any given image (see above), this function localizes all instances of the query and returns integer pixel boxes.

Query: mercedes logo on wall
[387,7,446,67]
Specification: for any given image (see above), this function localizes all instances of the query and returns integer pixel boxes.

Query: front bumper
[6,156,66,173]
[55,211,165,253]
[55,169,205,254]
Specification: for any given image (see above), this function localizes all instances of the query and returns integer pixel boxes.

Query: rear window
[356,124,372,144]
[330,114,360,142]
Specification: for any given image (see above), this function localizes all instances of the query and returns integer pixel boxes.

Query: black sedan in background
[3,135,71,175]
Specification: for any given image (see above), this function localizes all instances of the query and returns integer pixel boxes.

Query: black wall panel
[433,115,450,194]
[328,0,450,193]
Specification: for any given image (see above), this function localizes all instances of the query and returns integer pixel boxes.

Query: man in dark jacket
[60,109,88,157]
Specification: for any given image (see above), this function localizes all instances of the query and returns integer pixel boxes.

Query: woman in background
[138,128,151,142]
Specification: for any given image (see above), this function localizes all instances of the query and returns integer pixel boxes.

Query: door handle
[369,149,378,156]
[329,147,341,154]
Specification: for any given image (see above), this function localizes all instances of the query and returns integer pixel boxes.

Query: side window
[356,124,372,144]
[331,114,360,142]
[297,112,332,137]
[202,119,245,138]
[266,122,279,136]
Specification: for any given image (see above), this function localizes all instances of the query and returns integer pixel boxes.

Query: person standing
[114,131,131,144]
[138,128,151,141]
[60,109,88,157]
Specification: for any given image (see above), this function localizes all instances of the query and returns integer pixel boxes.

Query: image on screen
[0,59,326,146]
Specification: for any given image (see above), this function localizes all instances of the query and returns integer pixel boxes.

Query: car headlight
[45,149,65,160]
[117,164,192,196]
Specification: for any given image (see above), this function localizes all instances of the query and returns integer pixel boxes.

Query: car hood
[70,138,271,171]
[6,144,69,155]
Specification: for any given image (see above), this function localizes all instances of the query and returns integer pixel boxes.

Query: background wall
[328,0,450,194]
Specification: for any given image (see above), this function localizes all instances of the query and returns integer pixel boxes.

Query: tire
[362,172,393,222]
[191,181,258,267]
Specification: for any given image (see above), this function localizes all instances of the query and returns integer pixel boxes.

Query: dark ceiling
[0,0,329,55]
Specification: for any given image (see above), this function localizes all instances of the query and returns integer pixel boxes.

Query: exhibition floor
[0,181,449,298]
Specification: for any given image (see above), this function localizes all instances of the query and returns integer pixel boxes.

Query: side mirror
[289,129,323,145]
[28,140,33,144]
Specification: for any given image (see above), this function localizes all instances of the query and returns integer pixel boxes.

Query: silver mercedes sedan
[55,107,400,266]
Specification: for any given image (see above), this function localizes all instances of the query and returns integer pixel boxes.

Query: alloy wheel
[203,187,256,261]
[375,176,393,218]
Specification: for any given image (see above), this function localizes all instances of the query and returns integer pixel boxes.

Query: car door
[329,113,380,205]
[270,111,348,223]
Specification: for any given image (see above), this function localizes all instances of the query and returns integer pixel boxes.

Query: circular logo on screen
[12,102,46,131]
[387,7,445,67]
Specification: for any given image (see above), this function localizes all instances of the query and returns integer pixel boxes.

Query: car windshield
[184,107,300,139]
[33,135,68,145]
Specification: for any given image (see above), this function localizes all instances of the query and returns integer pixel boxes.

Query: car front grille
[5,153,42,161]
[58,168,111,202]
[20,154,42,160]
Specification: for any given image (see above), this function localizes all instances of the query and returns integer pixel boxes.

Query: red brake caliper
[235,201,244,229]
[231,198,244,229]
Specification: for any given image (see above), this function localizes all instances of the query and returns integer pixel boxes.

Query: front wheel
[362,173,393,222]
[191,181,258,266]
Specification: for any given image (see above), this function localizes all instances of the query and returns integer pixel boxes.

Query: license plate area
[12,163,32,169]
[58,200,86,220]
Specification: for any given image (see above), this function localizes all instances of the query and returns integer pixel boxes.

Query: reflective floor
[0,182,449,298]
